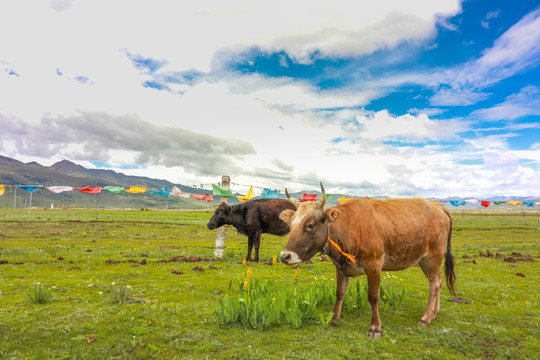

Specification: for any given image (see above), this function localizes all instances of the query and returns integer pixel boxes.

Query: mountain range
[0,155,210,209]
[0,155,175,188]
[0,155,537,209]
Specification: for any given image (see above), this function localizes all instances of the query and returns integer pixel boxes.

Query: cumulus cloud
[352,110,469,141]
[0,111,255,177]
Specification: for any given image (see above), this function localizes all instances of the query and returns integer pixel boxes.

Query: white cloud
[481,9,500,29]
[431,7,540,105]
[472,85,540,120]
[354,110,469,140]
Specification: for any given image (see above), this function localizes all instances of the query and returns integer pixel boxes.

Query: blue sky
[0,0,539,198]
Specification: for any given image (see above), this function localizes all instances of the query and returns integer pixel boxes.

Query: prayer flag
[0,185,4,197]
[125,186,146,194]
[449,200,466,206]
[260,188,278,198]
[494,201,506,205]
[16,185,43,192]
[192,193,213,202]
[212,184,233,197]
[148,187,170,197]
[301,193,318,202]
[465,199,478,205]
[103,186,124,194]
[75,186,102,194]
[46,186,74,193]
[337,195,350,203]
[508,200,522,206]
[480,200,492,208]
[237,187,256,202]
[171,186,191,198]
[522,201,535,207]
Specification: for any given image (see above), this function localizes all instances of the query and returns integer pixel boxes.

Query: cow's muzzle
[280,250,301,265]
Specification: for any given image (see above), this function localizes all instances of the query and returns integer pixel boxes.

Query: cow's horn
[319,182,326,207]
[285,188,300,208]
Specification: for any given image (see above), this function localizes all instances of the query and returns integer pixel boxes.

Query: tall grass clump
[215,268,409,331]
[110,282,133,305]
[27,283,53,305]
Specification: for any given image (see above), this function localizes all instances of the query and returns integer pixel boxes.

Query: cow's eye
[307,222,316,231]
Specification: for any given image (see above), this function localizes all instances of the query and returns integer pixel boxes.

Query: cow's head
[207,203,232,230]
[279,182,340,265]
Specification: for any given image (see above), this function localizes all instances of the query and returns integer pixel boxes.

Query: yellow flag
[125,186,146,194]
[0,185,4,197]
[237,186,256,202]
[508,200,522,206]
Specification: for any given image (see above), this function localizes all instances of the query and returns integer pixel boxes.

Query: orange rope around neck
[327,237,356,264]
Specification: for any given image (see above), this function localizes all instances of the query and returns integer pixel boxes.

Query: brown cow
[279,183,456,338]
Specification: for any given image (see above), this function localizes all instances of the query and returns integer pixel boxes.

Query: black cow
[207,198,296,262]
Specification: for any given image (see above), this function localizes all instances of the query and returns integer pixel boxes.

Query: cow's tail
[443,208,457,296]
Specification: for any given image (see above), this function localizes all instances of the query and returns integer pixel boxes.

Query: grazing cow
[207,198,296,262]
[279,183,456,338]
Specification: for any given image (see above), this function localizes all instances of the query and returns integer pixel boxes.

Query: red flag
[75,186,102,194]
[192,193,213,202]
[301,193,317,202]
[480,200,492,208]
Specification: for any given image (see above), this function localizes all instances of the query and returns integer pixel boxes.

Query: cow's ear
[280,209,295,223]
[325,208,340,223]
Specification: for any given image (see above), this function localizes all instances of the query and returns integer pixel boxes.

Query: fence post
[214,175,230,260]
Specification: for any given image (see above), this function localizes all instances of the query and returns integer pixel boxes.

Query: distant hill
[0,155,212,210]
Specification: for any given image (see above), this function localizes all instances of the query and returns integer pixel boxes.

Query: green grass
[0,209,539,359]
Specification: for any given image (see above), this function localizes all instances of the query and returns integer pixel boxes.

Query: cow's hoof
[418,320,431,327]
[368,330,382,339]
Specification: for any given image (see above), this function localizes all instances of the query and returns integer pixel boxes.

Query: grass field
[0,209,539,359]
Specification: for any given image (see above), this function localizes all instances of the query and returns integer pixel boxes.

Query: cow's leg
[253,231,262,263]
[246,235,254,262]
[365,264,382,338]
[418,254,443,326]
[330,268,349,326]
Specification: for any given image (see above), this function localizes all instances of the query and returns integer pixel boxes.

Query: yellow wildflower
[243,268,253,292]
[272,255,277,265]
[242,259,247,266]
[294,267,301,281]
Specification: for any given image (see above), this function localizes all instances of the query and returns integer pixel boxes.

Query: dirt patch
[160,245,182,249]
[0,259,8,265]
[504,253,534,263]
[190,255,202,262]
[465,251,535,263]
[516,272,526,278]
[448,296,471,304]
[479,250,494,257]
[171,270,184,275]
[159,255,188,263]
[192,266,204,272]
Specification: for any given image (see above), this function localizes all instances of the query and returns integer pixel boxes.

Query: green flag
[212,184,233,197]
[103,186,125,194]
